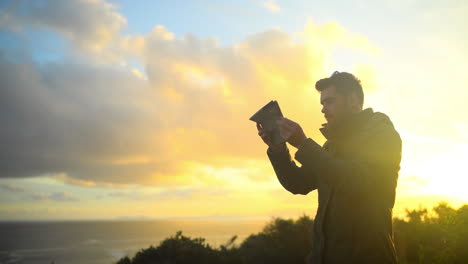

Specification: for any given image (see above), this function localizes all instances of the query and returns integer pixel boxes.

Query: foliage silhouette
[239,214,313,264]
[393,201,468,264]
[116,201,468,264]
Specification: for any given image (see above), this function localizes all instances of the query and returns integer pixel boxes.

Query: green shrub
[116,202,468,264]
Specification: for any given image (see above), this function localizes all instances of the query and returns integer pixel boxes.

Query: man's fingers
[278,125,292,140]
[277,117,300,141]
[277,118,294,131]
[279,129,290,140]
[258,117,300,143]
[256,122,263,131]
[260,134,271,144]
[276,118,287,130]
[278,120,295,135]
[258,130,271,140]
[283,118,298,129]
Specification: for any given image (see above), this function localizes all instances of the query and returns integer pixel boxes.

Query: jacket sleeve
[294,124,402,196]
[267,145,318,195]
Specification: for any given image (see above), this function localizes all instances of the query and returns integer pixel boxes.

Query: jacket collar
[319,108,374,140]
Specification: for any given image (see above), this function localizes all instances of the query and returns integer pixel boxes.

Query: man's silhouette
[257,71,402,264]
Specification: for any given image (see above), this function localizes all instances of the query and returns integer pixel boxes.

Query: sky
[0,0,467,221]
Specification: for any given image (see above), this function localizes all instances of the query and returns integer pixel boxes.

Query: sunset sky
[0,0,467,221]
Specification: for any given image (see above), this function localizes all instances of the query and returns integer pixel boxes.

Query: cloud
[0,0,127,61]
[0,183,27,192]
[0,56,166,184]
[30,191,79,202]
[261,1,281,13]
[0,181,79,202]
[107,186,228,201]
[0,1,380,187]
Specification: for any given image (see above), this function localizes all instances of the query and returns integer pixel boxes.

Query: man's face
[320,86,354,125]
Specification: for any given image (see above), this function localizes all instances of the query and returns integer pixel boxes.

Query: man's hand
[256,123,286,152]
[276,117,307,149]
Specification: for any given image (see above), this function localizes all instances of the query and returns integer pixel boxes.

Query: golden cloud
[0,2,380,188]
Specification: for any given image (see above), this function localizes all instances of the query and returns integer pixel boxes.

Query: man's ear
[347,93,360,112]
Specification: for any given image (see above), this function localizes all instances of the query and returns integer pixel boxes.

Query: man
[257,71,402,264]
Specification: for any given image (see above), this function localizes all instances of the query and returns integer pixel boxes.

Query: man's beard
[328,106,356,126]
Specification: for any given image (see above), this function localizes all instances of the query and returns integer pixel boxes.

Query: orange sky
[0,0,467,221]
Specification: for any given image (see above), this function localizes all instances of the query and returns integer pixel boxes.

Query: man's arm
[267,144,318,195]
[293,124,402,196]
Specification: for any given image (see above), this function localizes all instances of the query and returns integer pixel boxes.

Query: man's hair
[315,71,364,107]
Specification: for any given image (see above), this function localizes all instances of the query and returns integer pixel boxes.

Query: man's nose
[321,106,326,114]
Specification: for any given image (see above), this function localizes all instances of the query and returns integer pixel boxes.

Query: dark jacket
[267,108,402,264]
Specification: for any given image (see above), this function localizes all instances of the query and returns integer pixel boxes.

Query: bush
[116,202,468,264]
[393,201,468,264]
[239,214,313,264]
[116,230,241,264]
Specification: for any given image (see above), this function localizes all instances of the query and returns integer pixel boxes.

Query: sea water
[0,219,266,264]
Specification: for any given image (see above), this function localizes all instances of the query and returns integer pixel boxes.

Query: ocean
[0,219,267,264]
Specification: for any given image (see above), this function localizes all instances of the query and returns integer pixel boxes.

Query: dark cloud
[0,0,126,59]
[0,22,353,186]
[107,186,228,200]
[29,191,79,202]
[0,1,377,187]
[0,56,178,184]
[0,183,27,192]
[0,182,80,201]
